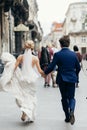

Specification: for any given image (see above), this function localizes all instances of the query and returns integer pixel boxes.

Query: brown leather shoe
[70,111,75,125]
[21,112,27,121]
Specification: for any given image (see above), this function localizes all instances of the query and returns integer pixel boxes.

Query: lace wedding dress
[0,50,40,121]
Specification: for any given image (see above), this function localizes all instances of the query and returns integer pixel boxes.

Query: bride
[0,40,43,123]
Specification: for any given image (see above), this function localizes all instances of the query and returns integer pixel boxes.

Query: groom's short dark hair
[59,35,70,47]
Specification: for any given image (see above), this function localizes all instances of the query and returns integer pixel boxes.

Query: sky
[37,0,85,36]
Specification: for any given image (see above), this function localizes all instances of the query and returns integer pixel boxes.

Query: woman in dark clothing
[40,46,51,87]
[73,45,82,87]
[73,45,82,63]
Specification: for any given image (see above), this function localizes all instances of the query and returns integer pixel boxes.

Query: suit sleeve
[44,53,57,75]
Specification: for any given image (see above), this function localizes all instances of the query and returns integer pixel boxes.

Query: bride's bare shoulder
[32,55,39,66]
[32,55,38,60]
[17,54,23,62]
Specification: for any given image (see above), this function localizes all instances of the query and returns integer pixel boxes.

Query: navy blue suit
[45,48,81,119]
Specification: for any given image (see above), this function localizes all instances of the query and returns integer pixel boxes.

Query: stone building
[63,2,87,56]
[0,0,43,55]
[0,0,29,55]
[0,0,12,55]
[41,22,63,49]
[27,0,43,51]
[12,0,29,54]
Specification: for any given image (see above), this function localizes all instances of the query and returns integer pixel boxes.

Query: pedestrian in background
[46,43,58,88]
[40,46,51,87]
[73,45,82,66]
[46,44,54,62]
[73,45,82,87]
[51,43,58,88]
[42,35,81,125]
[46,44,54,87]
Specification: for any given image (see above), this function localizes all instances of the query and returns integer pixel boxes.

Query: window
[81,47,86,54]
[85,23,87,30]
[81,36,86,43]
[82,23,85,30]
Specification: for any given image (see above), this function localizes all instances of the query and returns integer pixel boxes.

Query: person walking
[51,43,58,88]
[73,45,82,87]
[42,35,81,125]
[40,46,51,87]
[73,45,82,66]
[0,40,43,123]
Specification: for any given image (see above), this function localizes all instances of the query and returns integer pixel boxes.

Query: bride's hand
[40,71,46,78]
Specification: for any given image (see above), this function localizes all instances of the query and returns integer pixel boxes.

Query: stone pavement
[0,60,87,130]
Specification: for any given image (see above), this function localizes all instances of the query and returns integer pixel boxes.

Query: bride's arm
[35,57,43,75]
[14,55,23,70]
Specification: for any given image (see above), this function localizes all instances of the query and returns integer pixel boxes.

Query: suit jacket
[44,48,81,84]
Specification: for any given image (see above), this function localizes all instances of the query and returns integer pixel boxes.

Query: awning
[14,23,29,32]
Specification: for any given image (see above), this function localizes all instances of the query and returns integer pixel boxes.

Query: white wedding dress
[0,50,40,121]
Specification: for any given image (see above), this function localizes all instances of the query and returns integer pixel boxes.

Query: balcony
[12,0,29,22]
[71,17,77,23]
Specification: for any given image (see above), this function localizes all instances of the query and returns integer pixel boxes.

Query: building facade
[27,0,43,51]
[41,22,63,49]
[0,0,13,55]
[63,2,87,56]
[0,0,43,55]
[0,0,29,55]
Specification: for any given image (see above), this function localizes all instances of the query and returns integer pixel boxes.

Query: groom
[42,35,81,125]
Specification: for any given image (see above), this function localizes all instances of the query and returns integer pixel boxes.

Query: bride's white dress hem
[0,51,40,121]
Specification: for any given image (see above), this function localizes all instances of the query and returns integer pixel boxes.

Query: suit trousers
[58,80,76,119]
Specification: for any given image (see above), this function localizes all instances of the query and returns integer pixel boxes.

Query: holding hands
[40,71,46,78]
